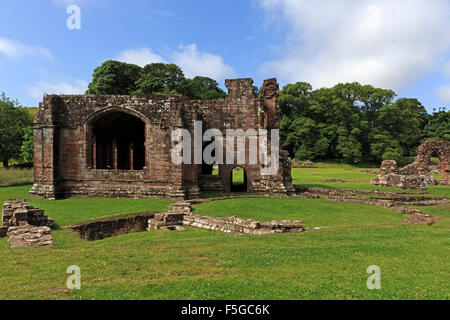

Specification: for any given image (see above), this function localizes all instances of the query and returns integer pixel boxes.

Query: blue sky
[1,0,450,113]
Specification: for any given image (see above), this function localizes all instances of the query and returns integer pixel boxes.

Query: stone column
[113,139,118,170]
[129,141,134,170]
[92,137,97,169]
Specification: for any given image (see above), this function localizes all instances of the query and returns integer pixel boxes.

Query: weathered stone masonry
[30,78,295,200]
[372,141,450,189]
[1,200,54,248]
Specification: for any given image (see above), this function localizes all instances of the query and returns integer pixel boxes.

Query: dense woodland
[1,60,449,167]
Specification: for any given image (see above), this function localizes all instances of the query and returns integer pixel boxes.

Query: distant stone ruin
[372,141,450,189]
[1,200,54,248]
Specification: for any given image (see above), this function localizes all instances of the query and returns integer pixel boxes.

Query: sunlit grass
[0,167,33,187]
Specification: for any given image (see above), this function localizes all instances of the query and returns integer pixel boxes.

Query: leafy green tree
[184,76,226,100]
[377,98,428,156]
[283,117,330,161]
[423,108,450,141]
[86,60,142,95]
[21,127,34,164]
[0,93,33,168]
[279,82,312,117]
[134,63,187,94]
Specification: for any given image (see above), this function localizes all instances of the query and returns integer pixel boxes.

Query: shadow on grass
[0,181,33,188]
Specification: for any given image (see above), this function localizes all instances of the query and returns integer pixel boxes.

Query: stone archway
[88,111,146,170]
[231,166,247,192]
[400,141,450,184]
[372,141,450,189]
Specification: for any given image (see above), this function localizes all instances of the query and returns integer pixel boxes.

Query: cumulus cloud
[28,79,88,101]
[0,37,53,60]
[171,44,235,80]
[437,84,450,103]
[114,48,166,67]
[114,44,235,82]
[258,0,450,90]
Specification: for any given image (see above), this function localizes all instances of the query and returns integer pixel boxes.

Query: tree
[0,93,33,168]
[134,63,187,94]
[86,60,142,95]
[21,127,34,164]
[423,108,450,141]
[279,82,312,117]
[377,98,428,156]
[184,76,227,100]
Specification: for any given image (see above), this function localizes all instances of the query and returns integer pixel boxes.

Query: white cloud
[437,84,450,103]
[171,44,235,81]
[0,37,53,60]
[114,48,165,67]
[28,79,88,101]
[52,0,86,7]
[114,44,235,82]
[442,61,450,80]
[258,0,450,90]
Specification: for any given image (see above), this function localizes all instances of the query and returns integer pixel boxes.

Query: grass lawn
[291,165,449,198]
[0,168,33,187]
[0,185,173,227]
[0,163,448,300]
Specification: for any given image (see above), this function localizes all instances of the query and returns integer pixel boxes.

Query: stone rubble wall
[2,199,54,230]
[2,199,55,248]
[182,214,305,235]
[147,202,305,235]
[371,141,450,189]
[7,225,53,248]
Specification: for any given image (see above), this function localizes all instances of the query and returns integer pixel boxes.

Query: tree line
[0,60,449,168]
[279,82,449,163]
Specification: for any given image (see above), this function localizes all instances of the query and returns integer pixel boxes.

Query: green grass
[193,198,404,228]
[0,167,33,187]
[0,223,448,300]
[232,167,245,185]
[0,162,448,300]
[0,185,173,227]
[291,165,449,198]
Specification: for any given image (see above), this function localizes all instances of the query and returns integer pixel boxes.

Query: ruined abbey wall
[30,78,294,200]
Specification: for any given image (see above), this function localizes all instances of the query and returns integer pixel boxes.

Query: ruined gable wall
[31,94,192,199]
[194,78,294,194]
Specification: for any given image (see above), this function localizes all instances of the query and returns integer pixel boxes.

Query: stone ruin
[372,141,450,189]
[1,200,54,248]
[30,78,295,201]
[148,203,306,235]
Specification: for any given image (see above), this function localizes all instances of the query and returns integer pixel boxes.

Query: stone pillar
[92,138,97,169]
[30,125,58,199]
[129,141,134,170]
[113,139,118,170]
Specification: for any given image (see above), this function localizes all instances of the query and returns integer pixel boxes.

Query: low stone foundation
[147,202,305,235]
[182,214,305,235]
[7,225,53,248]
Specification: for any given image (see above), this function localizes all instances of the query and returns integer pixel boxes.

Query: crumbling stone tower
[30,78,295,200]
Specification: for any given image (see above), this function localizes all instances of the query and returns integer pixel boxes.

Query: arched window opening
[231,166,247,192]
[201,142,218,175]
[90,112,145,170]
[212,163,219,176]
